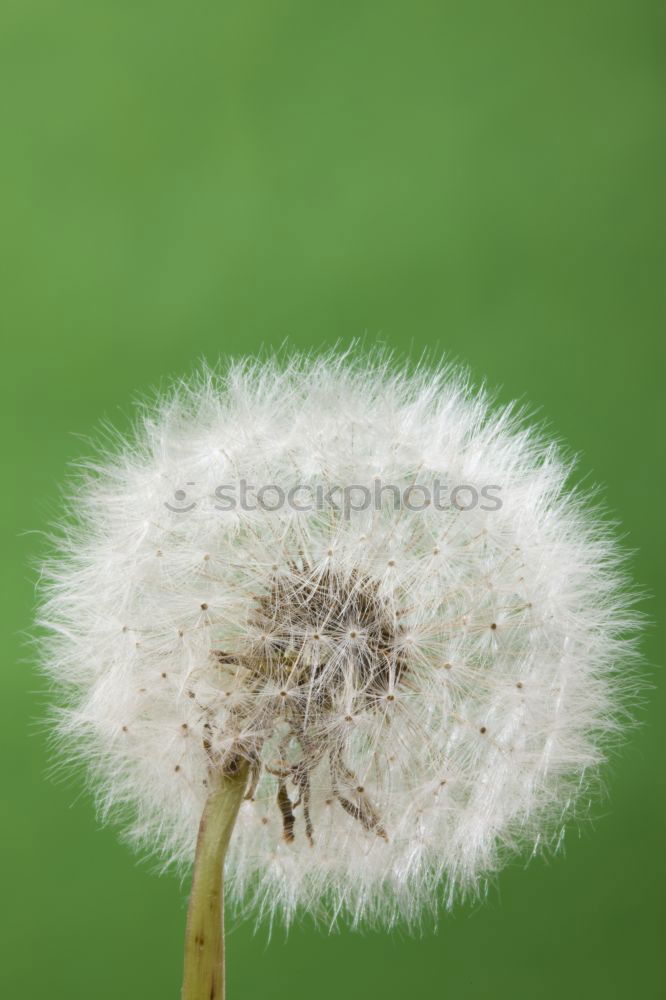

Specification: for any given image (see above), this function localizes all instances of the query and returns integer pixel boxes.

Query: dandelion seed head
[37,352,640,927]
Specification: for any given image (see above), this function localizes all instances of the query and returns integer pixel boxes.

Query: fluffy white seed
[38,353,639,927]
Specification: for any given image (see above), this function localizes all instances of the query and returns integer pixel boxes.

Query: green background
[2,2,664,997]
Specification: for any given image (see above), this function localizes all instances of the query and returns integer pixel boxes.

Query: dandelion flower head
[39,354,637,926]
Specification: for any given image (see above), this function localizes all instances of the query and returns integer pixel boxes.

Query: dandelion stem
[181,762,249,1000]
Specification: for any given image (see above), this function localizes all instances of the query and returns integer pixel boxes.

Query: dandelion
[38,352,639,999]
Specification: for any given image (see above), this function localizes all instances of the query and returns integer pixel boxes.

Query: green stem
[181,762,248,1000]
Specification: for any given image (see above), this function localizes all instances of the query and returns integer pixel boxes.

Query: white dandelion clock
[38,353,639,999]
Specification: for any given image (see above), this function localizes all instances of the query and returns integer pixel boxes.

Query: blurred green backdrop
[2,2,664,998]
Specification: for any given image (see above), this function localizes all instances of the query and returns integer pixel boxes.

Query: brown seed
[480,726,487,734]
[516,682,523,689]
[200,603,208,611]
[490,623,497,630]
[174,765,181,773]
